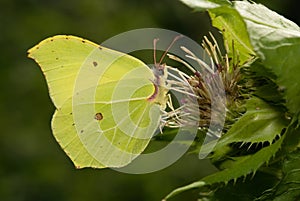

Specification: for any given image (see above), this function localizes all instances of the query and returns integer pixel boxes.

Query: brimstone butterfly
[28,35,170,168]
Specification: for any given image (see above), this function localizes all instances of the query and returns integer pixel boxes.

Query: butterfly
[28,35,176,168]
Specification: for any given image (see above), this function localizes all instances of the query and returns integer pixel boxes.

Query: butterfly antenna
[158,35,183,65]
[153,38,159,67]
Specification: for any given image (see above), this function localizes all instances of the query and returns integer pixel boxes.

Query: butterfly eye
[153,67,165,77]
[158,68,164,76]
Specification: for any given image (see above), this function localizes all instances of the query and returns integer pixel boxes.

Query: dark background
[0,0,298,201]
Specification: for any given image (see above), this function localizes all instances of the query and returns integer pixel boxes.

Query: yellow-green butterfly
[28,35,169,168]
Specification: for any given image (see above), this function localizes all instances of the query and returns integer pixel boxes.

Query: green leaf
[208,6,255,64]
[163,135,285,200]
[234,1,300,117]
[282,120,300,153]
[212,97,289,160]
[162,181,206,201]
[213,171,279,201]
[249,60,284,103]
[180,0,231,11]
[257,149,300,201]
[180,0,254,64]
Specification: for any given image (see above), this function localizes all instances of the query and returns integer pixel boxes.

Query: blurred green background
[0,0,298,201]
